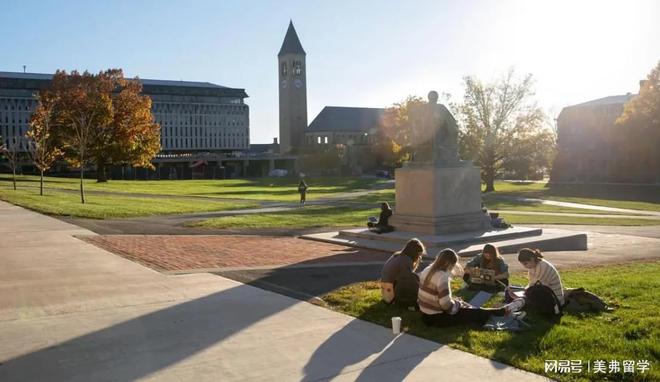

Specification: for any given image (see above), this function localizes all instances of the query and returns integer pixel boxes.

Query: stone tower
[278,20,307,154]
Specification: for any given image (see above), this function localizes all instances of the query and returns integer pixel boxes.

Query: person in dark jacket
[367,202,394,234]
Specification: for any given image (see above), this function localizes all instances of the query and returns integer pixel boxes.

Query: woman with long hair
[418,248,524,327]
[463,243,510,292]
[380,238,425,306]
[511,248,565,305]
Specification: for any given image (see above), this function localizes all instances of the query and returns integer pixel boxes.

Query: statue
[410,90,461,166]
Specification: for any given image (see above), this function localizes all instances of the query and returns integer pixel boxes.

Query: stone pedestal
[389,164,491,234]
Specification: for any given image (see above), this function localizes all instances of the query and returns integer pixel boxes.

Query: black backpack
[394,273,420,308]
[525,281,563,316]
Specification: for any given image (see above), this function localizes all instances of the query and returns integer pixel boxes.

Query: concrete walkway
[491,195,660,216]
[0,201,549,382]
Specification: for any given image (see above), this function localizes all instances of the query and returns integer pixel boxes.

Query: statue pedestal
[389,164,491,235]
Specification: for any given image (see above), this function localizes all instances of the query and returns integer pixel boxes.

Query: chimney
[273,137,278,145]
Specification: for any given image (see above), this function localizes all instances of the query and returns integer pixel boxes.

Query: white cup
[391,316,402,334]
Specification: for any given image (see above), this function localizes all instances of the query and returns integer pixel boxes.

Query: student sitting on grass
[504,248,565,317]
[418,248,525,327]
[380,238,425,307]
[367,202,394,234]
[462,244,510,292]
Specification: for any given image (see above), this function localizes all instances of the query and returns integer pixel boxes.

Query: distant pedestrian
[298,179,308,205]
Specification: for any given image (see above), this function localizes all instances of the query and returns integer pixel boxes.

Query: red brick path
[81,235,390,272]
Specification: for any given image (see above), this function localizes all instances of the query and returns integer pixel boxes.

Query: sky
[2,0,659,143]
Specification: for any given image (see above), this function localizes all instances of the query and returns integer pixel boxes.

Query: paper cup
[391,316,402,334]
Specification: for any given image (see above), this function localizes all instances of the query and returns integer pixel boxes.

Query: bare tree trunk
[483,166,496,192]
[96,161,108,183]
[80,165,85,204]
[12,165,16,190]
[40,170,44,196]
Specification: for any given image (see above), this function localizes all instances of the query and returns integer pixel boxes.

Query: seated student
[418,248,525,327]
[367,202,394,234]
[463,244,510,292]
[380,238,425,307]
[507,248,565,306]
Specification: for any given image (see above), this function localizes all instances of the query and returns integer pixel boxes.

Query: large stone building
[552,93,637,182]
[305,106,383,146]
[0,71,250,154]
[278,21,308,154]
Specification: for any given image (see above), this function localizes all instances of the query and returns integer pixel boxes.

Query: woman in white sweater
[418,249,524,327]
[516,248,565,305]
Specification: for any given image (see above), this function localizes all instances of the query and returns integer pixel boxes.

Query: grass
[0,175,388,202]
[323,261,660,382]
[189,205,381,229]
[0,188,257,219]
[500,213,660,226]
[487,181,660,212]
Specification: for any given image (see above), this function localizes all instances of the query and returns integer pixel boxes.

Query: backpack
[394,273,420,308]
[564,288,612,313]
[524,281,562,316]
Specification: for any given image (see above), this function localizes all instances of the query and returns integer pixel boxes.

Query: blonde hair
[422,248,462,287]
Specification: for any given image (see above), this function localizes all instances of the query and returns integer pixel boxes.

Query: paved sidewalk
[0,200,548,382]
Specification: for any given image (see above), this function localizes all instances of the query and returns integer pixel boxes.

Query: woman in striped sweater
[418,248,525,327]
[516,248,565,305]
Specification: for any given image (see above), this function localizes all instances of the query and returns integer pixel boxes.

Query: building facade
[0,71,250,154]
[278,21,308,154]
[552,94,638,182]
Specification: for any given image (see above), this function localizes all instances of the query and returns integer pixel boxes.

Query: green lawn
[189,205,381,229]
[487,181,660,212]
[501,213,660,226]
[0,188,257,219]
[323,261,660,382]
[0,175,388,202]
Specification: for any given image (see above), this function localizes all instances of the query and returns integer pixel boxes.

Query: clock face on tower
[281,80,287,89]
[294,79,303,88]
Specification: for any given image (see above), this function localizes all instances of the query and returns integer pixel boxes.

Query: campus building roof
[0,71,248,98]
[307,106,385,133]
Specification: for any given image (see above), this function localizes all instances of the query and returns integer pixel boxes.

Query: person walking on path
[298,179,308,206]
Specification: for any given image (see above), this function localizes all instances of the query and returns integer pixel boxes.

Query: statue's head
[428,90,439,104]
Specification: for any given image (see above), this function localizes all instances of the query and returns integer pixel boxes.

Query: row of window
[280,60,304,77]
[161,137,248,150]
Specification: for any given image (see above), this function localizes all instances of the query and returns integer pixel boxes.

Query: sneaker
[504,298,525,316]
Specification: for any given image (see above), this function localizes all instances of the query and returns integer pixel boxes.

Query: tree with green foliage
[616,61,660,182]
[456,69,553,191]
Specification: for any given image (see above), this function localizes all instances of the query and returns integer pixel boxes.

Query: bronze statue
[410,91,460,165]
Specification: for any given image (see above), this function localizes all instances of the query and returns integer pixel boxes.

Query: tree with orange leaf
[26,94,63,196]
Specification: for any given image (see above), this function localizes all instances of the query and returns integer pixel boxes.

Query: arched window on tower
[281,63,288,76]
[293,61,302,76]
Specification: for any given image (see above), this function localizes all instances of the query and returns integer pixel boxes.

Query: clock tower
[278,20,307,154]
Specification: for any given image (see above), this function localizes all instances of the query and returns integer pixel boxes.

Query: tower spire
[278,20,306,56]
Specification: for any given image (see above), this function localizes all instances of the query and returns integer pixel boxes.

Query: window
[293,61,302,76]
[281,63,288,76]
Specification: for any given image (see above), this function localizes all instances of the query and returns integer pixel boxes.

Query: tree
[26,96,63,196]
[377,96,425,167]
[616,61,660,182]
[456,69,552,191]
[1,137,21,191]
[47,69,115,203]
[42,69,160,202]
[90,77,160,182]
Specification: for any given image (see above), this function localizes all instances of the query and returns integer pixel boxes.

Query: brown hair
[518,248,544,262]
[395,238,425,271]
[481,243,502,271]
[422,248,459,287]
[381,202,391,211]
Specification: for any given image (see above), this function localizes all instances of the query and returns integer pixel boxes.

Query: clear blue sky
[2,0,659,143]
